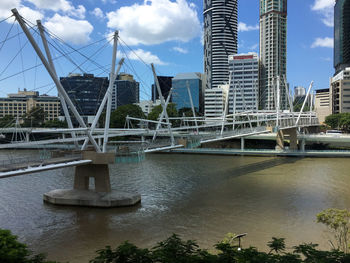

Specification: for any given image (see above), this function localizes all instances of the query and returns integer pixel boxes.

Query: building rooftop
[173,72,202,80]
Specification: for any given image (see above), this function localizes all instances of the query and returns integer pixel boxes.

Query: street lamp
[232,233,247,251]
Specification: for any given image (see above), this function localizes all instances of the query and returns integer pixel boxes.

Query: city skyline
[0,0,335,101]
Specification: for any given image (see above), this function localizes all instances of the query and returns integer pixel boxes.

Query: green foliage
[294,103,310,113]
[268,237,286,254]
[22,107,47,127]
[317,208,350,252]
[90,242,152,263]
[43,119,68,128]
[148,103,178,121]
[0,229,56,263]
[0,115,15,128]
[90,234,350,263]
[324,113,350,131]
[110,104,145,128]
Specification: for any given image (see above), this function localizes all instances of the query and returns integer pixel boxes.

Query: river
[0,151,349,262]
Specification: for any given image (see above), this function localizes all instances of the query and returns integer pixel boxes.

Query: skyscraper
[203,0,238,90]
[334,0,350,74]
[112,73,139,110]
[259,0,288,110]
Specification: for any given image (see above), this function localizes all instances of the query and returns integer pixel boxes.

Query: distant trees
[22,106,46,127]
[110,104,145,128]
[0,115,15,128]
[325,113,350,131]
[148,103,178,121]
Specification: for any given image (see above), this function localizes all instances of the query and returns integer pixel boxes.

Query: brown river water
[0,150,350,262]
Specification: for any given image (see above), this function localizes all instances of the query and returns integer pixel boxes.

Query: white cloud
[26,0,86,18]
[91,7,104,19]
[18,5,44,23]
[119,49,166,65]
[311,37,333,48]
[0,0,21,20]
[238,22,259,32]
[106,0,201,46]
[44,14,93,45]
[311,0,335,27]
[172,46,188,54]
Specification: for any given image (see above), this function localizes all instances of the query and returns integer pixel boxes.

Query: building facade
[152,76,173,102]
[136,100,161,116]
[0,89,60,121]
[334,0,350,74]
[60,73,108,124]
[203,0,238,90]
[228,53,259,113]
[315,88,331,124]
[204,84,229,119]
[112,73,140,110]
[259,0,288,110]
[330,67,350,114]
[172,72,204,113]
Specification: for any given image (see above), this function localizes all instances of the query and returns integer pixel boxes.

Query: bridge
[0,9,319,208]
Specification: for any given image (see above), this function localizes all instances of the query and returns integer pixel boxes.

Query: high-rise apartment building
[203,0,238,90]
[112,73,140,110]
[259,0,288,110]
[228,53,259,113]
[334,0,350,74]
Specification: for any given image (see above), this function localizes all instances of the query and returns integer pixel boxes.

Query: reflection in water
[0,151,350,262]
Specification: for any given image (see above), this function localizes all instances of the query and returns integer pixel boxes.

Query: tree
[0,115,15,128]
[43,119,68,128]
[268,237,286,254]
[23,107,46,127]
[325,114,342,130]
[110,104,145,128]
[339,113,350,132]
[148,103,178,123]
[0,228,56,263]
[317,208,350,252]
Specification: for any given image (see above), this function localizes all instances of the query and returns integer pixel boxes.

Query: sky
[0,0,336,101]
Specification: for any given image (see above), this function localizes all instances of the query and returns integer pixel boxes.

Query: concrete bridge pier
[276,128,298,151]
[43,151,141,208]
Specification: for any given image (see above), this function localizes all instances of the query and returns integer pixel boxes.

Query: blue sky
[0,0,335,100]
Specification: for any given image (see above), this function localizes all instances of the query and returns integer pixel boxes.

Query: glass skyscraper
[334,0,350,74]
[203,0,238,90]
[172,72,203,113]
[112,73,140,110]
[259,0,288,110]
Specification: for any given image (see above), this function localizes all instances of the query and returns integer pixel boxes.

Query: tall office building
[60,73,108,124]
[330,67,350,114]
[172,72,204,113]
[228,53,259,113]
[203,0,238,90]
[334,0,350,74]
[152,76,173,102]
[259,0,288,110]
[112,73,140,110]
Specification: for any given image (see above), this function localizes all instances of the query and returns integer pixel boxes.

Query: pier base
[43,189,141,207]
[43,151,141,208]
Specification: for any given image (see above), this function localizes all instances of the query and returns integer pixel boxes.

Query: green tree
[43,119,68,128]
[0,115,15,128]
[110,104,145,128]
[325,114,342,129]
[23,107,46,127]
[0,229,57,263]
[339,113,350,132]
[317,208,350,252]
[148,103,178,126]
[268,237,286,254]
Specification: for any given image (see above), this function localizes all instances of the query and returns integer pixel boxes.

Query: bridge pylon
[43,151,141,207]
